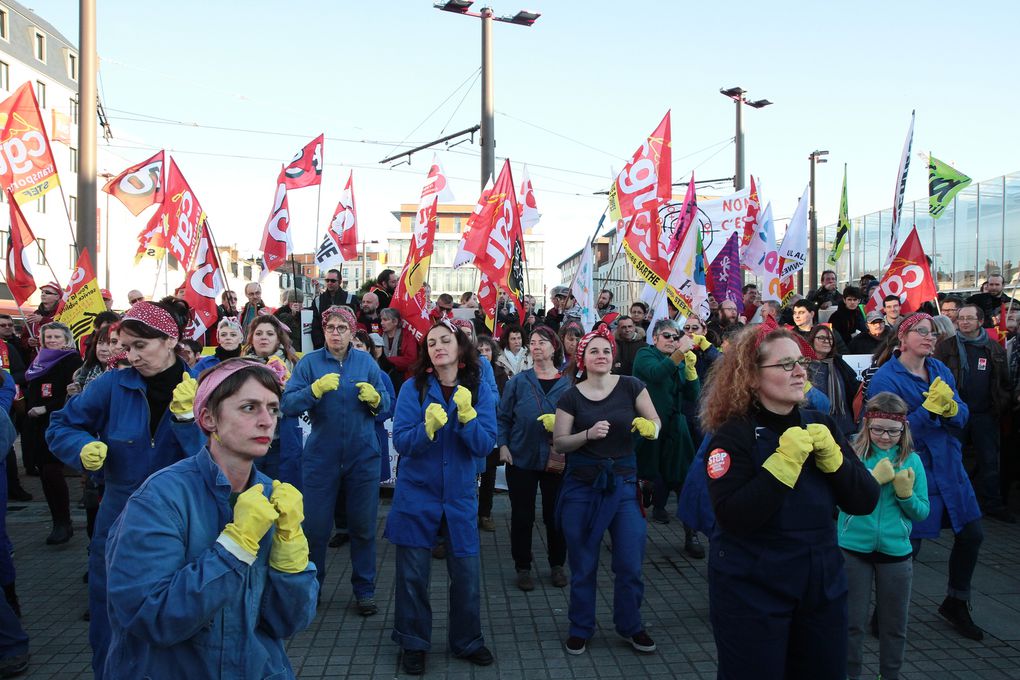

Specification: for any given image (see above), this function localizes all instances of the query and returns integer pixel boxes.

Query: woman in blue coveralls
[243,314,302,487]
[700,323,879,680]
[46,301,205,680]
[386,319,497,676]
[867,312,985,640]
[103,358,318,679]
[281,306,389,616]
[552,325,662,657]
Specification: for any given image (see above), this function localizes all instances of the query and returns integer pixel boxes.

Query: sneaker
[401,649,426,675]
[639,480,653,508]
[45,523,73,546]
[328,532,349,548]
[565,636,587,655]
[623,630,657,653]
[0,652,28,677]
[6,487,31,503]
[985,508,1017,524]
[516,569,535,592]
[652,507,670,524]
[550,566,568,588]
[683,529,705,559]
[478,516,496,532]
[357,597,378,616]
[431,543,447,560]
[460,646,494,666]
[938,596,984,641]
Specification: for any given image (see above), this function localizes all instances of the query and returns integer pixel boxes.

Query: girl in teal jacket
[838,392,929,680]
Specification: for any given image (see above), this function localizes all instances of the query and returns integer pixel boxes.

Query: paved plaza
[7,475,1020,679]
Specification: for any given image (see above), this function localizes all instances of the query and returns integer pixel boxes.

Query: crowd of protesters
[0,264,1014,678]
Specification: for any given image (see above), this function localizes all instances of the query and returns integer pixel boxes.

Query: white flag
[884,110,915,268]
[779,184,810,279]
[743,202,781,302]
[518,165,541,230]
[570,238,599,331]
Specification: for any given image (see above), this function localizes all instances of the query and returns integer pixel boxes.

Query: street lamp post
[719,87,772,191]
[435,2,540,189]
[808,149,829,294]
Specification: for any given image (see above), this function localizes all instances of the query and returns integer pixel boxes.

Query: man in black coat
[310,269,359,349]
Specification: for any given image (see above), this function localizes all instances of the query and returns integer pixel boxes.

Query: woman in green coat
[632,318,702,556]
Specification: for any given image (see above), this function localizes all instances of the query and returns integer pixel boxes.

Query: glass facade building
[819,171,1020,293]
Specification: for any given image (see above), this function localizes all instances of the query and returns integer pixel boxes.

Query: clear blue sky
[47,0,1020,290]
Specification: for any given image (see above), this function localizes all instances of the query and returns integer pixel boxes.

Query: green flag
[827,164,850,266]
[928,155,971,219]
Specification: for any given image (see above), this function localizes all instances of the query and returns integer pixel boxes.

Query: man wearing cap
[849,310,894,356]
[100,290,114,312]
[311,269,359,350]
[281,306,390,615]
[22,283,61,353]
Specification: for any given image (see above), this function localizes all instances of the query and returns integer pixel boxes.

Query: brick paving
[7,475,1020,679]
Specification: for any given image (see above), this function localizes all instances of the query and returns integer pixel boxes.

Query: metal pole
[76,0,97,264]
[480,7,495,189]
[809,154,817,294]
[362,238,367,290]
[734,98,744,191]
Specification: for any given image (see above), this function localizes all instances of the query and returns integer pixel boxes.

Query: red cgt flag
[331,170,359,261]
[4,188,37,306]
[102,151,164,216]
[162,159,208,269]
[865,227,937,314]
[392,197,439,344]
[0,82,61,204]
[281,134,323,190]
[260,169,292,278]
[608,110,671,227]
[183,227,225,340]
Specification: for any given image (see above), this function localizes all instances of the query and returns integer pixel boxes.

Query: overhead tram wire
[380,67,482,161]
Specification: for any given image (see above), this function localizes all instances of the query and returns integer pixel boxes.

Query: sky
[44,0,1020,293]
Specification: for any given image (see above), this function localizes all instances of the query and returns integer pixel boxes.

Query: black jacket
[310,289,359,349]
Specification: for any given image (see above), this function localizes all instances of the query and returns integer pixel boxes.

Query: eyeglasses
[129,298,143,304]
[956,316,979,322]
[682,325,701,332]
[908,327,940,338]
[868,426,903,439]
[760,357,812,372]
[814,336,833,344]
[325,279,338,283]
[324,325,350,335]
[659,332,681,340]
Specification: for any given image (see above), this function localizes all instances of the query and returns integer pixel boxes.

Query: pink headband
[193,358,280,433]
[897,312,933,342]
[322,305,357,330]
[124,302,179,339]
[575,325,616,376]
[865,410,907,423]
[452,318,473,332]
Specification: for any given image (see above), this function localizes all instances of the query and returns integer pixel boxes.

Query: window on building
[36,238,46,265]
[0,61,7,91]
[69,195,77,222]
[33,30,45,63]
[0,7,8,41]
[35,81,45,109]
[454,217,462,233]
[36,194,45,213]
[67,52,78,81]
[69,147,77,172]
[70,96,78,124]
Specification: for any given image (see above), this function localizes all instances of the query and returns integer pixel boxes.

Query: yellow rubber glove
[871,457,896,485]
[424,403,448,440]
[221,484,279,559]
[355,382,381,409]
[806,423,844,473]
[537,413,556,433]
[692,334,712,351]
[631,416,658,440]
[683,351,698,381]
[893,467,915,499]
[921,377,959,418]
[170,372,198,417]
[79,441,108,471]
[761,427,813,488]
[269,481,309,573]
[803,380,813,395]
[310,373,340,399]
[452,385,477,424]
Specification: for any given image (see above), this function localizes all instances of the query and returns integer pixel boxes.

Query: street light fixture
[719,86,773,192]
[807,149,830,293]
[436,3,540,188]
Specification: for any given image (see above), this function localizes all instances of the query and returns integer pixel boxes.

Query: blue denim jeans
[392,539,484,655]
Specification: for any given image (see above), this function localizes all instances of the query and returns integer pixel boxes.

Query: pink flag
[708,232,743,313]
[667,173,698,255]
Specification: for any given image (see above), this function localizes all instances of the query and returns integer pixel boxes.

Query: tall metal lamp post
[719,87,772,191]
[808,149,829,293]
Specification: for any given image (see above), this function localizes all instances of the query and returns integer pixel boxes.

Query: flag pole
[204,221,232,301]
[150,254,164,301]
[312,183,323,280]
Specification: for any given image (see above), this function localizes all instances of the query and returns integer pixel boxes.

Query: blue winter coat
[190,353,222,378]
[497,369,572,471]
[104,448,318,679]
[376,371,396,482]
[385,374,497,557]
[280,347,390,468]
[0,370,15,413]
[867,354,979,537]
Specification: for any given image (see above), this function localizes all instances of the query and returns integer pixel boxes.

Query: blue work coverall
[0,375,27,667]
[104,448,318,679]
[46,361,204,679]
[281,346,389,596]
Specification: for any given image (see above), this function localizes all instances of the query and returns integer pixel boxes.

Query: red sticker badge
[706,448,731,479]
[977,358,988,371]
[41,383,53,398]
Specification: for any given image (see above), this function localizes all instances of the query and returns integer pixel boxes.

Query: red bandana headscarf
[897,312,933,342]
[124,302,179,339]
[575,325,616,376]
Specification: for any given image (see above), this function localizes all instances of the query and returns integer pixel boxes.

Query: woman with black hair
[386,320,498,675]
[46,301,204,680]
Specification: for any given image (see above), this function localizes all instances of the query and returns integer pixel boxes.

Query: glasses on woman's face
[659,332,680,340]
[683,325,701,332]
[868,426,903,439]
[814,336,833,345]
[760,357,811,372]
[909,327,939,338]
[324,324,350,335]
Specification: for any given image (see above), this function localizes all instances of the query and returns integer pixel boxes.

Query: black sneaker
[639,480,653,508]
[328,532,349,548]
[684,529,705,559]
[516,569,535,592]
[6,487,31,503]
[357,598,377,616]
[0,652,28,678]
[651,507,670,524]
[45,524,73,545]
[550,566,568,588]
[565,636,587,655]
[460,646,494,666]
[623,630,657,653]
[938,596,984,641]
[401,649,426,675]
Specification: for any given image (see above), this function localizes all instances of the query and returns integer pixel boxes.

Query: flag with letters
[102,151,165,216]
[281,134,323,190]
[827,164,850,265]
[0,82,61,204]
[928,155,971,219]
[315,170,359,269]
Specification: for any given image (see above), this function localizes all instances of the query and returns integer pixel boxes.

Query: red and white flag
[183,227,225,339]
[259,168,292,278]
[518,165,540,230]
[866,226,936,314]
[102,151,164,216]
[4,189,36,306]
[133,207,168,264]
[608,111,672,228]
[281,134,323,190]
[0,82,61,204]
[162,159,208,269]
[392,196,439,343]
[315,170,358,269]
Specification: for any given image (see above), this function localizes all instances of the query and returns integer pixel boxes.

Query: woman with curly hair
[700,322,878,679]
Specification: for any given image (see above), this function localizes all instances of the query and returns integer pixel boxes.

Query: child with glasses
[839,392,929,680]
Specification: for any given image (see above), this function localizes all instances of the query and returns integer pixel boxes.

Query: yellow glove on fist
[921,377,958,418]
[631,417,658,440]
[871,458,896,485]
[311,373,340,399]
[424,403,448,440]
[170,372,198,417]
[893,468,915,499]
[355,382,381,409]
[762,427,813,488]
[269,481,309,573]
[452,385,476,424]
[693,334,712,351]
[537,413,556,433]
[683,351,698,381]
[80,441,108,471]
[807,423,843,473]
[221,484,279,559]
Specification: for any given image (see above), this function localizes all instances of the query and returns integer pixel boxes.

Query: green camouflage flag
[928,155,971,219]
[827,164,850,265]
